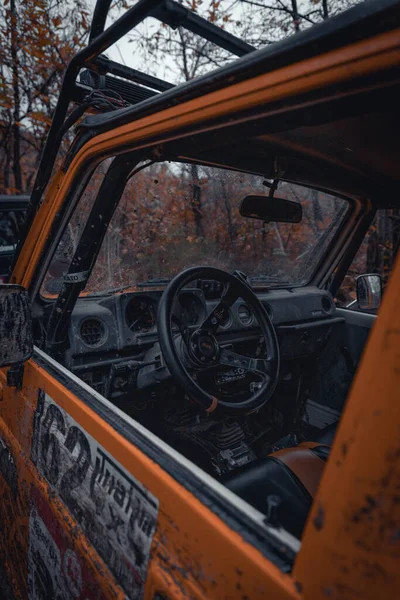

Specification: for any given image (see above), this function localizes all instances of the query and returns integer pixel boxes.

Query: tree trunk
[10,0,22,192]
[190,164,204,238]
[220,178,235,242]
[2,133,11,191]
[311,189,323,232]
[291,0,300,32]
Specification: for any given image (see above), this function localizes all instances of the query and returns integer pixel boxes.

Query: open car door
[1,0,400,598]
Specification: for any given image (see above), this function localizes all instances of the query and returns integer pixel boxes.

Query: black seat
[222,422,338,538]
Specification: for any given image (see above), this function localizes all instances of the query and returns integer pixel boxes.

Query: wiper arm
[249,275,290,286]
[137,277,171,287]
[86,277,171,296]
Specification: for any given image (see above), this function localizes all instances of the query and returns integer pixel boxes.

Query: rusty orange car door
[0,344,298,600]
[0,356,159,600]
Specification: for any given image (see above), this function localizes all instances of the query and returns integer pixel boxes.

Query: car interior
[31,77,400,541]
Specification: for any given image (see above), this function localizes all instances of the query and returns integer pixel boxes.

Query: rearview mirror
[240,195,302,223]
[0,285,33,367]
[356,274,382,312]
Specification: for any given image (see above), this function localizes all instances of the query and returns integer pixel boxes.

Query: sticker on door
[28,487,109,600]
[31,391,159,600]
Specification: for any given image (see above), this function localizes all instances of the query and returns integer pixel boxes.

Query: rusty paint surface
[31,391,158,599]
[294,250,400,598]
[0,286,32,368]
[0,359,300,599]
[0,374,125,600]
[1,18,399,600]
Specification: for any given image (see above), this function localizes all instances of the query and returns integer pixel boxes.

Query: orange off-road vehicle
[0,0,400,598]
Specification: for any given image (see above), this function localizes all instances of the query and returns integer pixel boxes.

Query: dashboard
[61,283,345,478]
[67,284,342,373]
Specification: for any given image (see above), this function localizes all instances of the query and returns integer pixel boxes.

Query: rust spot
[390,529,400,544]
[383,328,400,351]
[322,587,333,597]
[294,580,303,593]
[341,442,348,458]
[158,561,188,597]
[354,558,388,581]
[352,495,377,523]
[313,504,325,531]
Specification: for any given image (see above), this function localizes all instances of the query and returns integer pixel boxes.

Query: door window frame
[32,345,299,569]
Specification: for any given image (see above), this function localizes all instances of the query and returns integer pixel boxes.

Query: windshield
[43,161,349,296]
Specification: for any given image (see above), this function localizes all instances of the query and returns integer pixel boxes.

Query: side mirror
[0,285,33,367]
[356,274,382,312]
[240,195,302,223]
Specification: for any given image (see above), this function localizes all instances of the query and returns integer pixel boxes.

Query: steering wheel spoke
[219,348,273,379]
[171,297,192,346]
[200,282,239,333]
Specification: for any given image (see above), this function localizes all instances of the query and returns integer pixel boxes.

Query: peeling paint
[0,286,32,368]
[31,392,159,599]
[294,580,302,593]
[313,505,325,531]
[0,436,18,499]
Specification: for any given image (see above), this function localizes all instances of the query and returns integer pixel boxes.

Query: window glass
[336,209,400,310]
[79,162,349,294]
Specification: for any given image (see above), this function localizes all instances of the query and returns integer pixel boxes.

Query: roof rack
[27,0,255,220]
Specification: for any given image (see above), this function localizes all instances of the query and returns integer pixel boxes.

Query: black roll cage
[13,0,400,278]
[26,0,254,229]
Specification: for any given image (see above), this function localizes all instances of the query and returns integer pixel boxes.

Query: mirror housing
[356,274,382,312]
[240,195,302,223]
[0,285,33,367]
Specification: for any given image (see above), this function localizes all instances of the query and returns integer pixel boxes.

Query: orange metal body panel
[2,17,400,600]
[0,360,300,599]
[0,368,125,600]
[293,249,400,598]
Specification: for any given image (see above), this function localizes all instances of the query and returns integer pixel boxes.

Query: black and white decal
[28,487,109,600]
[31,391,159,600]
[63,271,89,283]
[0,434,18,498]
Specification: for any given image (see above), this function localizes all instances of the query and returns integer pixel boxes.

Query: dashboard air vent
[80,318,107,347]
[321,296,333,313]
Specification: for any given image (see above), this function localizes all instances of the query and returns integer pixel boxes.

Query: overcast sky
[96,0,253,84]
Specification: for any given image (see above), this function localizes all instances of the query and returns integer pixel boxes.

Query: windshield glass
[44,161,349,295]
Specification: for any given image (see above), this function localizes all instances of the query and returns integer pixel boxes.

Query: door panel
[336,307,377,367]
[0,349,300,600]
[28,487,114,600]
[0,368,126,600]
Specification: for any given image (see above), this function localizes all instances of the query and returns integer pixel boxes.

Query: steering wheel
[158,266,280,414]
